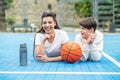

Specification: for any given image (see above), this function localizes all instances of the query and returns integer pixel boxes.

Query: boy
[75,17,103,61]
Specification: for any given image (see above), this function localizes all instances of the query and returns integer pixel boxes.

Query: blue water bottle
[20,43,27,66]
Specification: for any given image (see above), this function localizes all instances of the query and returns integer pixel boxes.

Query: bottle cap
[20,43,26,48]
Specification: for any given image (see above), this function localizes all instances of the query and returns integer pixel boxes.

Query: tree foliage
[75,1,92,17]
[6,0,13,9]
[7,16,15,26]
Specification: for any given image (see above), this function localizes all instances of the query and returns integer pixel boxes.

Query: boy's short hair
[79,17,97,31]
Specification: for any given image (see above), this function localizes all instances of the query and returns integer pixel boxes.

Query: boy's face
[80,26,94,39]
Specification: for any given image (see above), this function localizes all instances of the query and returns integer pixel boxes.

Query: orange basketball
[60,41,82,63]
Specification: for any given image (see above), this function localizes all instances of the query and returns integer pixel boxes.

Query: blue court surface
[0,33,120,80]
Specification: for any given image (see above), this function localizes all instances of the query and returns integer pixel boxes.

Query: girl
[34,12,69,62]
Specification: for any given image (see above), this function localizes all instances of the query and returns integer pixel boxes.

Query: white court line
[0,71,120,75]
[103,52,120,68]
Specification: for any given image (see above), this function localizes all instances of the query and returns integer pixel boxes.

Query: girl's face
[80,26,94,39]
[42,17,56,34]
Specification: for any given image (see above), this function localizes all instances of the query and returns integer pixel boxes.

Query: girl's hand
[37,54,50,62]
[43,34,51,41]
[43,33,54,41]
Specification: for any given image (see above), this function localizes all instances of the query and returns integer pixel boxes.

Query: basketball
[60,41,82,63]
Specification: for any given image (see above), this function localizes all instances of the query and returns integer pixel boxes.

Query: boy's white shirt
[74,30,103,61]
[35,29,69,57]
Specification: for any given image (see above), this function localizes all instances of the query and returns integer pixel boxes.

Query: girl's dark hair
[79,17,97,32]
[37,12,60,33]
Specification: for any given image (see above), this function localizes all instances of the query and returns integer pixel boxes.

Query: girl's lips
[45,29,52,33]
[46,29,50,31]
[46,29,51,32]
[45,28,50,31]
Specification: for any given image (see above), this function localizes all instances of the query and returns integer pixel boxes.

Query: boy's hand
[87,33,95,44]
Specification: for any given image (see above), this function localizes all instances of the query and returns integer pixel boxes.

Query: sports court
[0,33,120,80]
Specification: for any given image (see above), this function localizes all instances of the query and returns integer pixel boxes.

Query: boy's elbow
[91,55,102,61]
[80,57,88,61]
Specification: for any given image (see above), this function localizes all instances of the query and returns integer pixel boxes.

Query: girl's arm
[37,55,62,62]
[35,34,50,59]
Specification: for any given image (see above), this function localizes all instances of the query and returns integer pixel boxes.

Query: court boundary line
[103,52,120,68]
[0,71,120,75]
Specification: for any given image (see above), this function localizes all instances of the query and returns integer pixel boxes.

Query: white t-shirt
[74,30,103,61]
[35,29,69,57]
